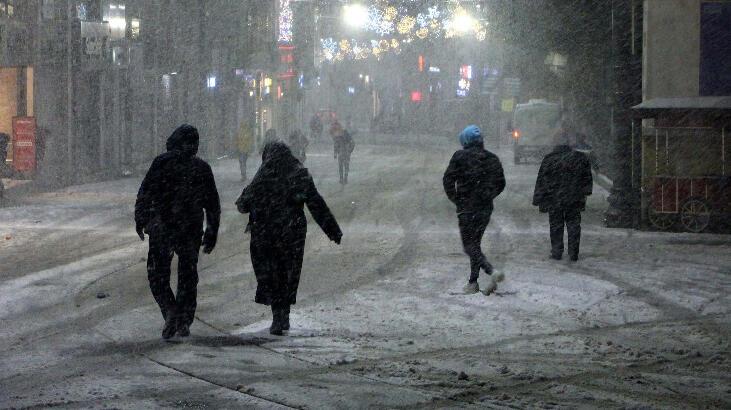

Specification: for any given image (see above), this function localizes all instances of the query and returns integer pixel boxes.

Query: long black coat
[443,142,506,213]
[135,125,221,246]
[236,142,342,306]
[533,145,593,213]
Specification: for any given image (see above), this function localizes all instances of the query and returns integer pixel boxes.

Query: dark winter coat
[533,145,593,213]
[334,130,355,158]
[135,125,221,247]
[443,142,506,213]
[236,141,342,306]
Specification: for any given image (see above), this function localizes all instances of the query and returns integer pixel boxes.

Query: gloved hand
[136,223,145,241]
[202,230,217,254]
[331,231,342,245]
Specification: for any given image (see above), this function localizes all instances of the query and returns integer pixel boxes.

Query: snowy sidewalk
[1,139,729,409]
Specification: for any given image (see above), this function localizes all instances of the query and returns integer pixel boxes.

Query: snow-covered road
[1,137,729,409]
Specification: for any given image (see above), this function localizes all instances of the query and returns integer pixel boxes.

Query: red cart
[647,175,731,232]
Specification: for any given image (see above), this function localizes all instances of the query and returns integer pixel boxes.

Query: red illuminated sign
[12,117,36,172]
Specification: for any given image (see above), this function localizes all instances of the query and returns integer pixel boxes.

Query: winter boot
[162,312,178,340]
[482,271,505,296]
[481,258,493,275]
[269,306,285,336]
[177,323,190,337]
[282,305,291,331]
[463,281,480,294]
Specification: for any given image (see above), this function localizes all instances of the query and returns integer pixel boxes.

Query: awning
[633,96,731,110]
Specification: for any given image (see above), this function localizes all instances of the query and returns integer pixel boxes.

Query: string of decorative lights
[321,2,486,62]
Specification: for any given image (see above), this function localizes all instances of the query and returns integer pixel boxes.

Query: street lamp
[452,11,476,34]
[343,4,368,29]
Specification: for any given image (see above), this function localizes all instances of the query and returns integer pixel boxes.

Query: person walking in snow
[309,114,323,142]
[0,133,18,204]
[236,119,256,181]
[236,141,342,335]
[443,125,506,295]
[287,129,309,163]
[135,124,221,339]
[330,121,355,185]
[260,128,279,153]
[533,128,593,262]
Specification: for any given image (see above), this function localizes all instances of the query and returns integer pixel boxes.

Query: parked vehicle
[511,100,562,164]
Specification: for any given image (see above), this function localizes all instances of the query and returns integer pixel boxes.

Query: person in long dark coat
[533,130,593,261]
[443,125,506,295]
[236,141,342,335]
[135,124,221,339]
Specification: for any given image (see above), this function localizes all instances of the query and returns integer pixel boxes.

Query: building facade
[2,0,274,187]
[633,0,731,232]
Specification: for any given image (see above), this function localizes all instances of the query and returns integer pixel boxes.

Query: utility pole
[65,0,74,184]
[605,0,643,228]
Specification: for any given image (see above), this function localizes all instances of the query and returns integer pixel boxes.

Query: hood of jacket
[166,124,199,156]
[459,125,483,147]
[552,144,572,154]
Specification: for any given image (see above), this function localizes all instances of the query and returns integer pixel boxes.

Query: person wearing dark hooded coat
[236,141,342,335]
[533,130,593,262]
[135,124,221,339]
[443,125,506,295]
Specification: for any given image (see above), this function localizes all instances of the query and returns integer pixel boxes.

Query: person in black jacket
[135,124,221,339]
[533,130,593,261]
[443,125,506,295]
[236,141,342,335]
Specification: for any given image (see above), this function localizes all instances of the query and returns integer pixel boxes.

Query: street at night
[1,0,730,409]
[2,139,730,408]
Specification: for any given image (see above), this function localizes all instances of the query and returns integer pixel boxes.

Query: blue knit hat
[459,125,483,147]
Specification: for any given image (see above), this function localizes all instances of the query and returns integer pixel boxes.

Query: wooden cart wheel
[647,199,675,231]
[680,198,711,233]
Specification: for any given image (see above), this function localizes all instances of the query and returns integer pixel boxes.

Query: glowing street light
[452,11,476,34]
[343,4,368,29]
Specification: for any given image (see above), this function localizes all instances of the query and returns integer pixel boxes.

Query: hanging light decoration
[397,15,416,34]
[321,2,488,63]
[384,6,398,21]
[277,0,293,44]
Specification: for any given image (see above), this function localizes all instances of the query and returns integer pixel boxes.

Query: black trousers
[337,154,350,184]
[147,235,201,327]
[458,211,493,283]
[238,152,249,178]
[548,208,582,258]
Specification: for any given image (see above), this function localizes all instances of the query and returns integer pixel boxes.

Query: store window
[0,0,16,18]
[700,2,731,96]
[0,67,34,166]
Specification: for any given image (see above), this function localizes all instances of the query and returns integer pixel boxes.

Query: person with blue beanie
[443,125,506,295]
